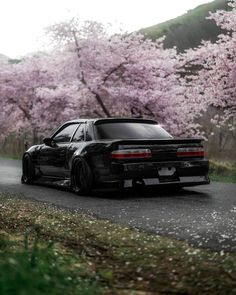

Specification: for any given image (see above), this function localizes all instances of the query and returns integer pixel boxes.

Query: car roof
[64,117,158,125]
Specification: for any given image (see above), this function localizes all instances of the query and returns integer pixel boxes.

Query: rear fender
[70,156,95,184]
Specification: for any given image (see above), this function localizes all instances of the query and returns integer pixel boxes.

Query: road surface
[0,157,236,252]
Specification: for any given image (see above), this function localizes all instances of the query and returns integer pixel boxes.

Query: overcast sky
[0,0,211,58]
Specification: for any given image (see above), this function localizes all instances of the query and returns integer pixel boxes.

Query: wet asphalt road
[0,157,236,252]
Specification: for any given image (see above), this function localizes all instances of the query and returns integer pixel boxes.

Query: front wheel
[21,154,35,184]
[71,159,93,195]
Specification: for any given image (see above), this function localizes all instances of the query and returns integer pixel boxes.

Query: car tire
[21,154,35,184]
[71,158,93,195]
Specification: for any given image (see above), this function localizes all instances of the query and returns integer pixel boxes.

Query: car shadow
[33,180,211,201]
[93,186,211,200]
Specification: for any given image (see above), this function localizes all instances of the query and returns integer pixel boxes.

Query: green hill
[140,0,230,52]
[0,53,21,64]
[0,53,9,61]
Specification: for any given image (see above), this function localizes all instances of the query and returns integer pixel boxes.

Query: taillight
[177,147,204,158]
[111,149,152,160]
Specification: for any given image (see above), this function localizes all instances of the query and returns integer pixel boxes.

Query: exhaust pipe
[132,178,145,189]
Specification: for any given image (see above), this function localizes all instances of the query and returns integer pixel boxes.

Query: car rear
[93,119,210,189]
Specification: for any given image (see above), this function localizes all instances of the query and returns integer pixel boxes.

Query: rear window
[95,122,173,140]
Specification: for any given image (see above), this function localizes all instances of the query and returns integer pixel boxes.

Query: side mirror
[43,137,57,147]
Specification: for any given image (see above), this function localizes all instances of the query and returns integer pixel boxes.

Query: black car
[22,118,210,194]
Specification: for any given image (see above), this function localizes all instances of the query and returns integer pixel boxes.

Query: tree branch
[72,30,111,117]
[103,61,128,84]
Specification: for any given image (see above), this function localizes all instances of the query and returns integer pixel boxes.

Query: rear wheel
[21,154,35,184]
[71,159,93,195]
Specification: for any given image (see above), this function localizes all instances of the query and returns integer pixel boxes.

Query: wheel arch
[70,155,94,195]
[21,152,35,184]
[71,155,91,175]
[22,151,33,160]
[70,147,93,171]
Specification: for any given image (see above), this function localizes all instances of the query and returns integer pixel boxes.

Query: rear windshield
[95,122,173,140]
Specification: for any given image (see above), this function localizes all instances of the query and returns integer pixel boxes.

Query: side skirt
[35,175,71,188]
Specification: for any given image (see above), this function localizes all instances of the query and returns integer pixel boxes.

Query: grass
[0,193,236,294]
[209,160,236,183]
[0,153,21,160]
[0,239,100,295]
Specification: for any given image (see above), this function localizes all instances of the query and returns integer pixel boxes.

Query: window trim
[71,123,85,142]
[51,123,79,143]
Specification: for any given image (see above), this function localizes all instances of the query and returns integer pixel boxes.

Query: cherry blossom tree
[182,0,236,130]
[0,61,25,139]
[46,19,202,136]
[0,54,80,142]
[6,6,236,143]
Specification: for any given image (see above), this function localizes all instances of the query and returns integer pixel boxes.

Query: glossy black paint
[22,118,210,191]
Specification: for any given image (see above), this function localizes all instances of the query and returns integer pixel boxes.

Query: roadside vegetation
[0,153,21,160]
[0,193,236,294]
[209,160,236,183]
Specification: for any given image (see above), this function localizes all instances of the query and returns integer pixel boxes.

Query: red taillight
[177,147,204,158]
[111,149,152,160]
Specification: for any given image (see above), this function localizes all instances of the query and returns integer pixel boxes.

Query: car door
[39,123,79,177]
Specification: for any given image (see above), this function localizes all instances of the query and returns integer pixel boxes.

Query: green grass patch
[209,160,236,183]
[0,239,99,295]
[0,193,236,294]
[0,153,21,160]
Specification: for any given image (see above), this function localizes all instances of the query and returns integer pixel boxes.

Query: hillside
[0,53,9,61]
[140,0,230,52]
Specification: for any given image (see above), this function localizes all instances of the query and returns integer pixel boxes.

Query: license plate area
[158,167,176,176]
[157,167,179,182]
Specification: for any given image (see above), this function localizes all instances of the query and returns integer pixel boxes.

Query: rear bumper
[123,175,210,188]
[98,159,210,189]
